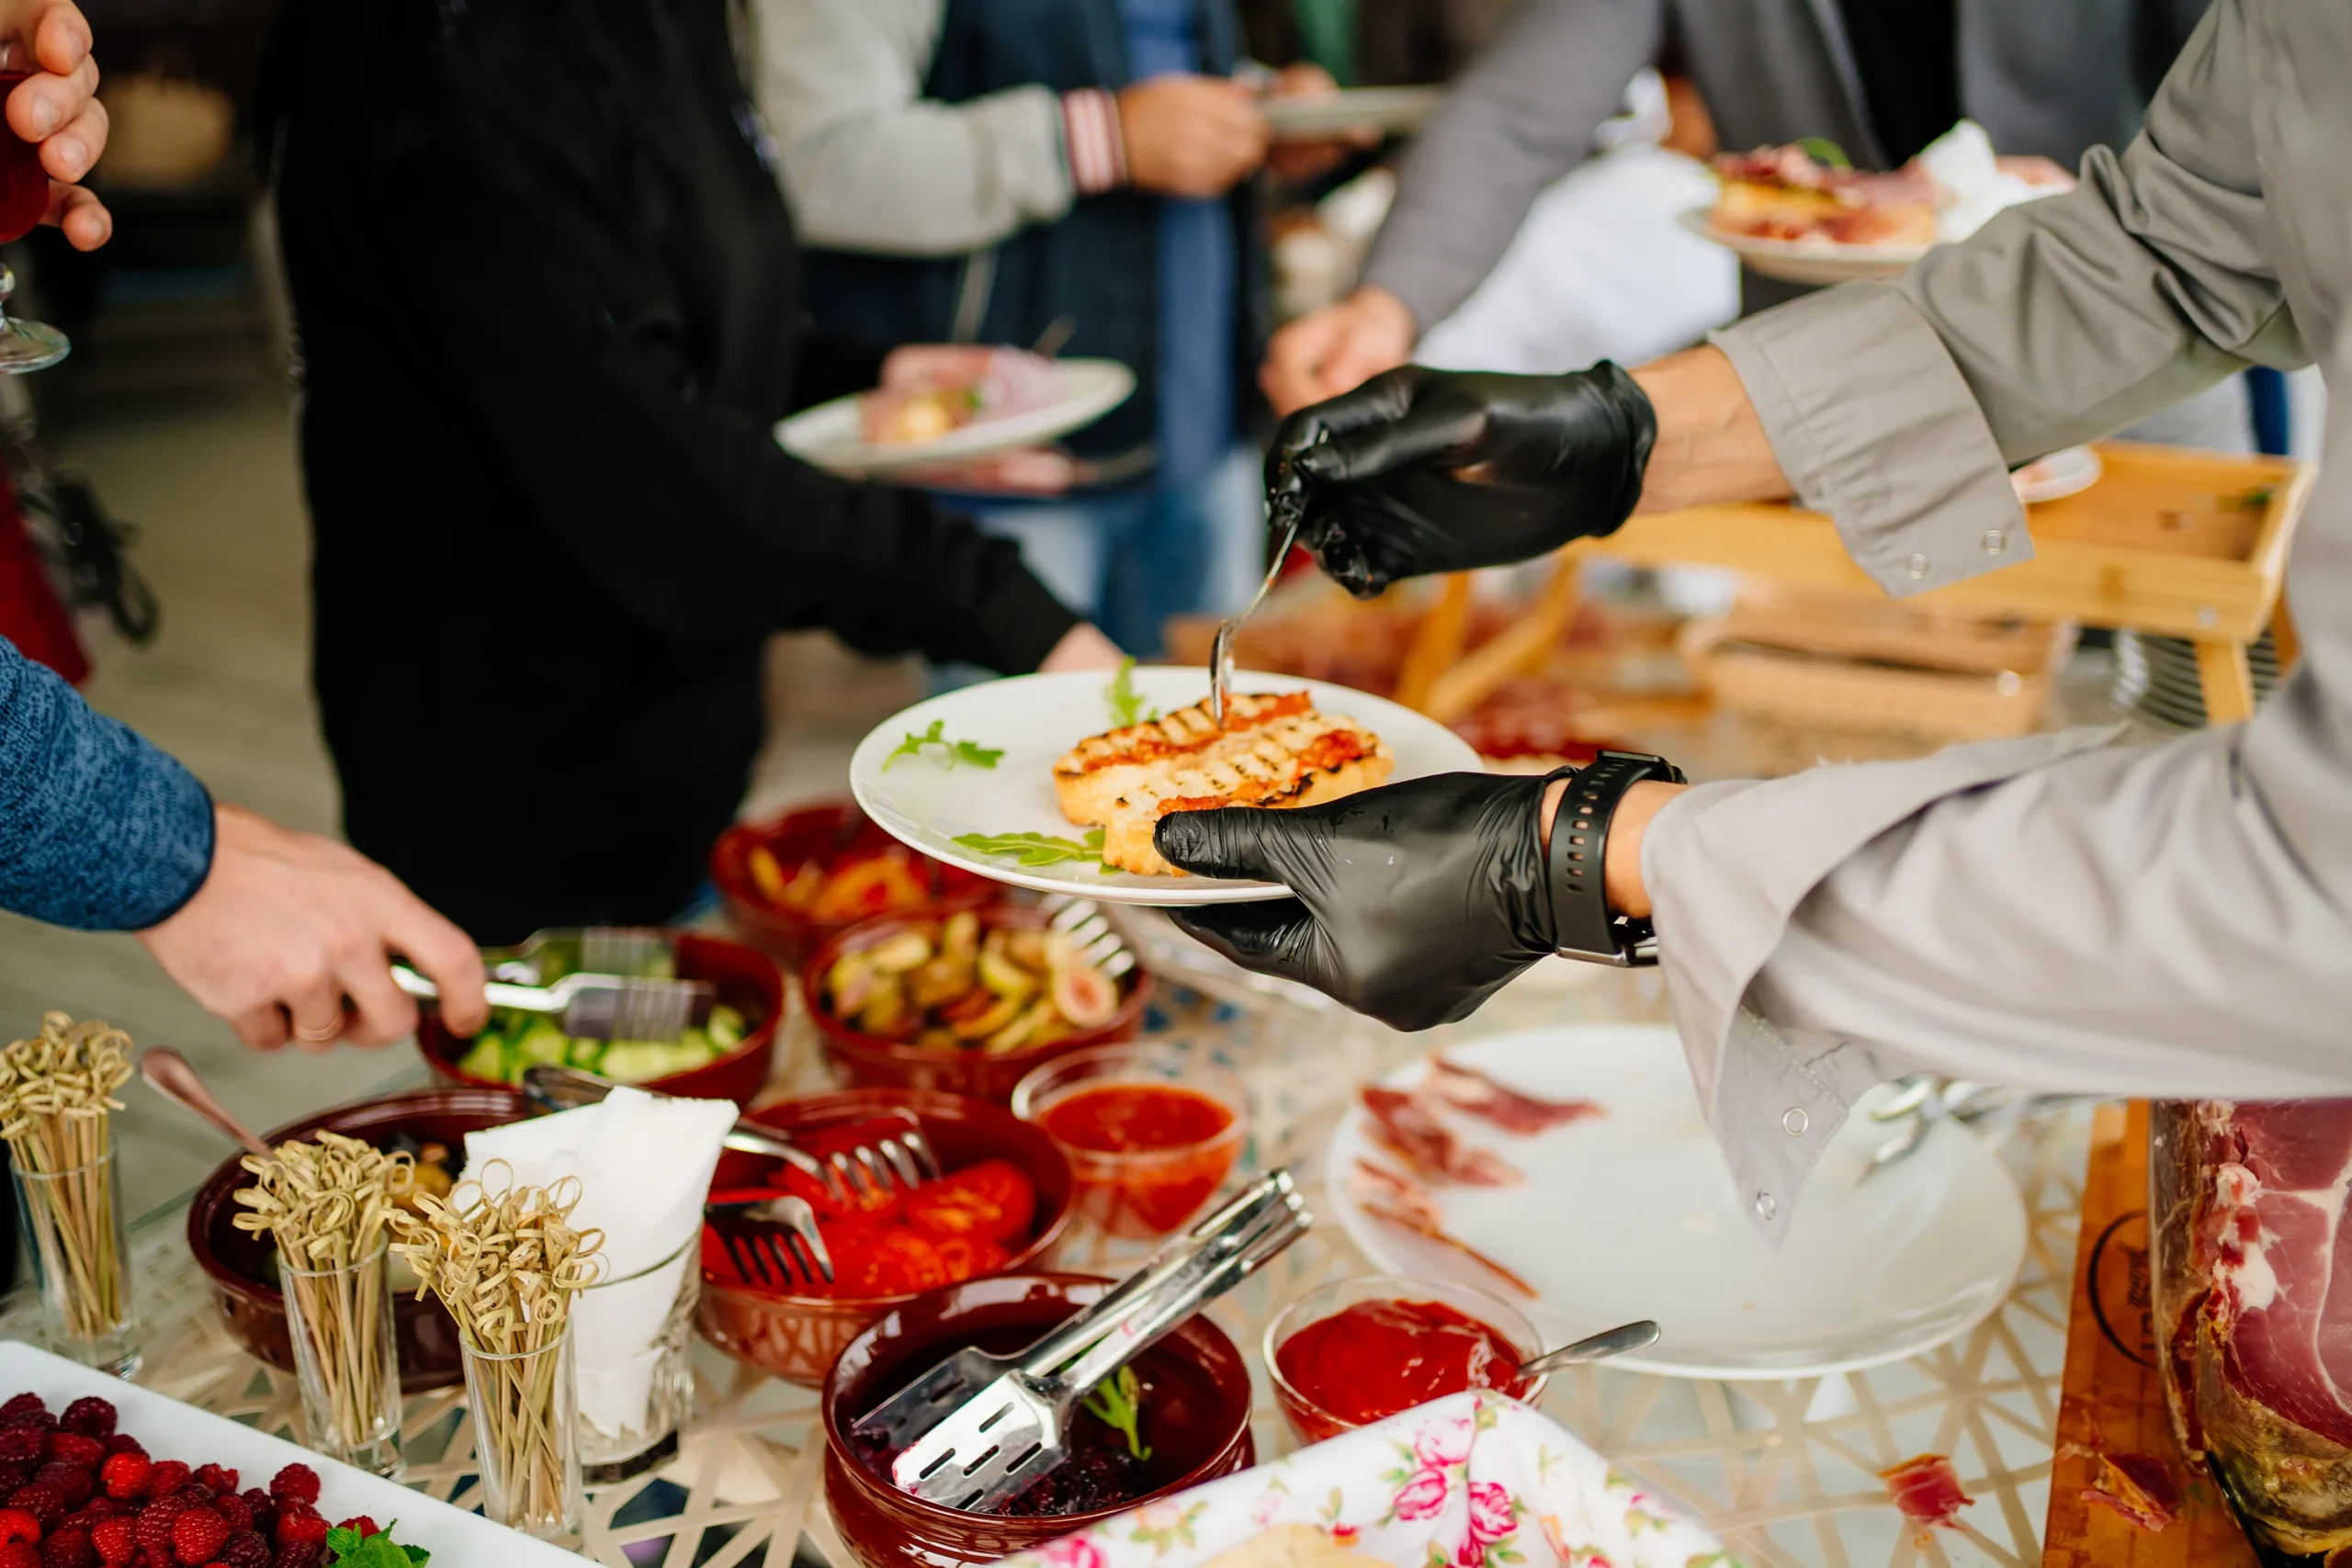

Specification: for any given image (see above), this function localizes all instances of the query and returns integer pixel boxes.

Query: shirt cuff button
[1906,552,1929,580]
[1984,529,2007,557]
[1754,1190,1777,1221]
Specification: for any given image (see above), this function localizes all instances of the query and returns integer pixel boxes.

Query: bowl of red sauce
[1264,1274,1546,1446]
[821,1272,1255,1568]
[713,798,996,966]
[695,1088,1074,1386]
[1011,1045,1247,1241]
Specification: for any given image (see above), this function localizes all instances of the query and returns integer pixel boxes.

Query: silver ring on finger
[291,1014,345,1043]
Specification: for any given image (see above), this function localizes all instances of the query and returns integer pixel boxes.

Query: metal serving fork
[864,1169,1310,1512]
[1035,894,1136,981]
[707,1191,832,1289]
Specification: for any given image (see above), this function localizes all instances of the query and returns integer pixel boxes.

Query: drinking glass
[10,1148,136,1375]
[461,1325,583,1540]
[281,1240,404,1475]
[576,1234,698,1483]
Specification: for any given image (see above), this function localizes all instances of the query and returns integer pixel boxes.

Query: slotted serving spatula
[857,1169,1310,1512]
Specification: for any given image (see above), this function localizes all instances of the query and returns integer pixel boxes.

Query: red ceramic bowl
[821,1273,1255,1568]
[805,906,1152,1105]
[416,930,783,1107]
[695,1089,1075,1387]
[713,799,995,967]
[187,1087,531,1392]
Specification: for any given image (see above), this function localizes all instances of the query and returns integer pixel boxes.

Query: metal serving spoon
[141,1047,275,1161]
[1517,1318,1661,1378]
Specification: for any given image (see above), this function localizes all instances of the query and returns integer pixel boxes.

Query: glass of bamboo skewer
[281,1239,404,1474]
[0,1014,138,1375]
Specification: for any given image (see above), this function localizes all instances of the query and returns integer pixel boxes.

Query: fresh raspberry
[180,1480,223,1515]
[138,1469,184,1506]
[334,1517,379,1542]
[8,1486,63,1529]
[93,1460,144,1509]
[91,1445,133,1467]
[0,1401,44,1428]
[269,1544,320,1568]
[0,1510,37,1546]
[131,1499,183,1560]
[256,1474,309,1516]
[40,1443,96,1479]
[37,1526,90,1568]
[165,1512,225,1568]
[0,1472,25,1500]
[212,1535,265,1568]
[0,1436,43,1468]
[84,1520,131,1568]
[51,1410,106,1448]
[28,1472,88,1514]
[0,1540,39,1568]
[266,1514,322,1554]
[198,1504,240,1544]
[0,1416,51,1439]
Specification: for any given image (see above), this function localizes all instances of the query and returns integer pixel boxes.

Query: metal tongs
[1206,435,1320,726]
[857,1169,1311,1512]
[393,964,716,1043]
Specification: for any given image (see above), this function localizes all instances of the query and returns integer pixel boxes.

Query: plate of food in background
[776,345,1135,476]
[848,664,1481,905]
[1325,1024,2030,1379]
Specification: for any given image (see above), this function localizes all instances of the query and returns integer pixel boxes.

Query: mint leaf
[884,719,1001,773]
[1794,136,1852,169]
[1106,657,1157,728]
[327,1525,430,1568]
[953,829,1105,869]
[1083,1365,1152,1461]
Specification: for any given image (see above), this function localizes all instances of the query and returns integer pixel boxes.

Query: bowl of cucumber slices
[415,928,784,1107]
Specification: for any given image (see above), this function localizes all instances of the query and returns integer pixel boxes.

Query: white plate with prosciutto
[1324,1025,2030,1379]
[848,665,1481,906]
[775,348,1135,476]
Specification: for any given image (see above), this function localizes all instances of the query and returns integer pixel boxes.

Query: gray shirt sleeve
[746,0,1075,256]
[1359,0,1665,331]
[1649,0,2352,1245]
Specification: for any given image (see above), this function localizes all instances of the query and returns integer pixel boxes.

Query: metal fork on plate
[1035,894,1136,980]
[707,1190,832,1289]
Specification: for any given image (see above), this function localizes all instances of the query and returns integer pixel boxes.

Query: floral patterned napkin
[999,1393,1736,1568]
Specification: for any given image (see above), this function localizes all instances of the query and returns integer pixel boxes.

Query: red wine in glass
[0,62,69,371]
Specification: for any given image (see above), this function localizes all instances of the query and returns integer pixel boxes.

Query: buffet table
[1,973,2089,1568]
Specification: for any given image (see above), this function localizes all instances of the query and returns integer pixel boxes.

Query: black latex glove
[1154,772,1557,1031]
[1267,362,1657,598]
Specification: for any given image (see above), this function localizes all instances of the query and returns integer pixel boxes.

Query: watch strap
[1545,750,1684,964]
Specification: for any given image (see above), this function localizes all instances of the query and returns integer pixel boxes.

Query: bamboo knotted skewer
[232,1132,414,1455]
[0,1013,135,1346]
[392,1165,604,1529]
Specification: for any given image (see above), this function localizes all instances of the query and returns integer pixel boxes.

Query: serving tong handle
[391,963,715,1043]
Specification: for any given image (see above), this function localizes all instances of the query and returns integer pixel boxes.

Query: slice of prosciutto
[1425,1055,1604,1135]
[1360,1085,1523,1187]
[1880,1454,1973,1535]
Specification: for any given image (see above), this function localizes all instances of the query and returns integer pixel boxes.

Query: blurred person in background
[1238,0,1510,90]
[747,0,1360,653]
[1262,0,2245,451]
[265,0,1122,947]
[0,0,491,1052]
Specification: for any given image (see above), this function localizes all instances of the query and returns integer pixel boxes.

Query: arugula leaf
[326,1524,429,1568]
[883,719,1003,773]
[1083,1366,1152,1461]
[952,829,1106,869]
[1794,136,1852,169]
[1106,657,1157,728]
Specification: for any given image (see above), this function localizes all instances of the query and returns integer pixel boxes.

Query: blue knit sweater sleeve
[0,635,215,930]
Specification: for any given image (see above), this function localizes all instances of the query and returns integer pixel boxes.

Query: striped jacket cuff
[1060,88,1126,195]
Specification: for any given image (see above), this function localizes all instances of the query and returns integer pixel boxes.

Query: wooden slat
[1393,573,1474,712]
[2042,1101,2260,1568]
[2193,638,2257,724]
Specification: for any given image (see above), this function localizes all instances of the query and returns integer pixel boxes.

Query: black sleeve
[790,332,891,413]
[371,72,1076,674]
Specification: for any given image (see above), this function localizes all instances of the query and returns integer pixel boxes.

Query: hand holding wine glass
[0,0,109,369]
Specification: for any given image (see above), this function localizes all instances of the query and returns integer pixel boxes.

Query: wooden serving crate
[2044,1101,2263,1568]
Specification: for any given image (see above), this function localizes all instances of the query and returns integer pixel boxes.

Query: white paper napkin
[464,1089,737,1438]
[1921,119,2060,243]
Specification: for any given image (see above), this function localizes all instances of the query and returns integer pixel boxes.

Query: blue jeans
[950,446,1261,660]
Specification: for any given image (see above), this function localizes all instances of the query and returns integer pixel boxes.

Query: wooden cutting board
[2043,1101,2261,1568]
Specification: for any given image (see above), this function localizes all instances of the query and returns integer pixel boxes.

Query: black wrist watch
[1544,750,1687,967]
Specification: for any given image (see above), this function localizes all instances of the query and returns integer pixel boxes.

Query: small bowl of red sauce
[1011,1045,1247,1241]
[1264,1274,1546,1447]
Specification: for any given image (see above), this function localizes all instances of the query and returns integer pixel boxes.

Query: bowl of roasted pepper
[713,799,997,965]
[695,1088,1075,1386]
[416,929,784,1107]
[804,904,1152,1105]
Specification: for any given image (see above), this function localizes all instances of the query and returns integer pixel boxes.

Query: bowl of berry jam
[821,1272,1255,1568]
[695,1089,1075,1387]
[1264,1273,1547,1447]
[1011,1045,1247,1241]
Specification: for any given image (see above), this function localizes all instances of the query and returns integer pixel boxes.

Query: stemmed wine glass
[0,41,72,373]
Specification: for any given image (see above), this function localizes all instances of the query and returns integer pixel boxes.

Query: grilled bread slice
[1098,715,1393,875]
[1054,690,1317,827]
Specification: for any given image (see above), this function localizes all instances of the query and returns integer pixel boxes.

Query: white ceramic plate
[1676,208,1926,285]
[774,358,1135,477]
[1325,1026,2029,1380]
[850,667,1482,906]
[0,1340,582,1562]
[1260,86,1442,140]
[2012,445,2103,504]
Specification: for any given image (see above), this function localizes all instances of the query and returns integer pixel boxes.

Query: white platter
[1260,85,1443,140]
[1676,208,1926,285]
[2012,444,2103,504]
[0,1340,583,1562]
[1324,1026,2030,1380]
[849,666,1482,906]
[774,358,1135,477]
